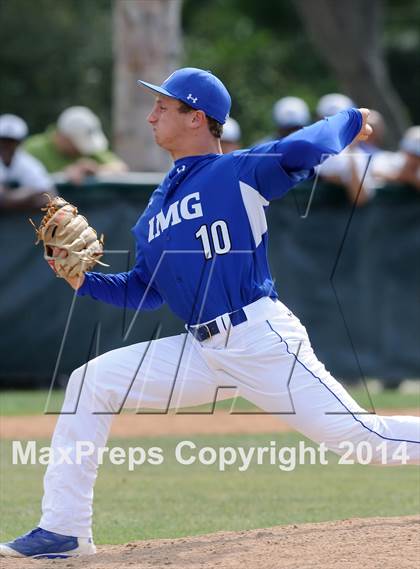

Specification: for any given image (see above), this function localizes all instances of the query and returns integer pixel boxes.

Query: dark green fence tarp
[1,179,419,387]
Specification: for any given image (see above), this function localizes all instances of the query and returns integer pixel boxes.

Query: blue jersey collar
[173,153,220,169]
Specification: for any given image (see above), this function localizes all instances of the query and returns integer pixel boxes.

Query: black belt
[188,308,247,342]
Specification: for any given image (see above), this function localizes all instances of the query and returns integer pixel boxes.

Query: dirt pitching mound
[2,516,419,569]
[1,409,417,440]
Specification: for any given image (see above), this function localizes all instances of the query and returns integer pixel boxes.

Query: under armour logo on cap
[187,94,198,104]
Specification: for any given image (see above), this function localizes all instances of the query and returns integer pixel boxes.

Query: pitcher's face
[147,96,192,152]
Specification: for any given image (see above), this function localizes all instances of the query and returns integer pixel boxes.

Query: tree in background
[1,0,418,152]
[294,0,409,145]
[183,0,419,146]
[113,0,182,171]
[0,0,113,134]
[183,0,331,145]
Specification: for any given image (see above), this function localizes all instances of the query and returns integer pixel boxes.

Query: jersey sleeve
[236,108,362,201]
[77,250,164,311]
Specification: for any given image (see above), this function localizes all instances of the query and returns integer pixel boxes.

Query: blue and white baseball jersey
[78,109,362,324]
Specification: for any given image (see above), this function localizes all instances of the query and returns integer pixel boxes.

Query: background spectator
[254,96,310,144]
[273,96,310,137]
[370,126,420,190]
[221,117,242,153]
[316,93,375,205]
[24,106,127,185]
[316,93,354,119]
[0,114,55,210]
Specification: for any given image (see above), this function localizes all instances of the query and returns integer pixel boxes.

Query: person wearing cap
[8,69,419,562]
[254,96,310,145]
[369,125,420,190]
[315,93,376,205]
[316,93,355,119]
[24,106,127,185]
[0,114,55,210]
[273,96,310,138]
[221,117,242,153]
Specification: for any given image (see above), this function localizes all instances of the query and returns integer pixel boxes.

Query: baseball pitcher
[2,68,419,559]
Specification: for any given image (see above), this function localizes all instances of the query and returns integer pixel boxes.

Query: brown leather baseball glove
[31,196,107,279]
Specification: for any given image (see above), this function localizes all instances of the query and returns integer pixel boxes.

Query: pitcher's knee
[61,367,85,409]
[62,363,111,413]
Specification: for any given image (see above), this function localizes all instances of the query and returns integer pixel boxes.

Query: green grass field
[1,387,419,545]
[1,432,419,545]
[0,385,419,416]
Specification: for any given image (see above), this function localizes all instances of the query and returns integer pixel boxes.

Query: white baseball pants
[40,297,420,537]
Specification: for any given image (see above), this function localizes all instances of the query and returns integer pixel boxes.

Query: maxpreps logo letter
[148,192,203,242]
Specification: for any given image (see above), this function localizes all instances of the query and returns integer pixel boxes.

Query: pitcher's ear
[191,110,206,127]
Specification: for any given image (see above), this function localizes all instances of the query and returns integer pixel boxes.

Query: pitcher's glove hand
[30,196,107,279]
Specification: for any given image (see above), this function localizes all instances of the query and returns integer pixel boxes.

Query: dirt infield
[1,516,419,568]
[0,408,417,439]
[0,411,292,439]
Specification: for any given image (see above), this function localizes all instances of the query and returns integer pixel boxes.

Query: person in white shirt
[0,114,55,210]
[316,94,379,206]
[369,126,420,191]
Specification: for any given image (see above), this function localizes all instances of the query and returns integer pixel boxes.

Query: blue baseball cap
[137,67,231,125]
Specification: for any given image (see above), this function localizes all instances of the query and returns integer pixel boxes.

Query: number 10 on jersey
[195,220,232,259]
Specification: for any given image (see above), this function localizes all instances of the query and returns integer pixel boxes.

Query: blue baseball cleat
[0,527,96,558]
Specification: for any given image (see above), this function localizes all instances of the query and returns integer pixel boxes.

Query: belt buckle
[190,323,212,342]
[201,323,212,341]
